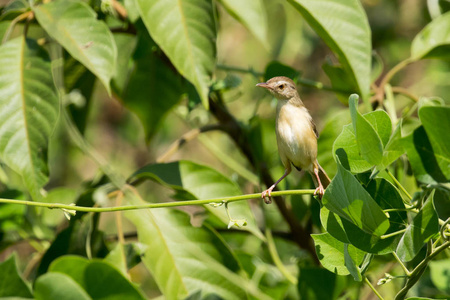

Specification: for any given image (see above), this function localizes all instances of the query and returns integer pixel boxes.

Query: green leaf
[125,205,247,299]
[411,11,450,60]
[334,108,391,173]
[136,0,216,108]
[429,259,450,294]
[376,120,404,172]
[264,61,300,81]
[34,272,91,300]
[287,0,371,101]
[297,267,346,300]
[349,94,384,165]
[129,161,264,240]
[121,32,185,141]
[217,0,269,48]
[0,254,33,298]
[0,37,59,200]
[419,106,450,181]
[402,125,447,184]
[323,156,390,236]
[49,256,146,300]
[344,244,362,281]
[396,193,439,261]
[33,0,117,94]
[322,62,355,105]
[111,33,137,95]
[312,233,365,276]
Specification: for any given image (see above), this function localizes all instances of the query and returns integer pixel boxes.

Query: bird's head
[256,76,298,100]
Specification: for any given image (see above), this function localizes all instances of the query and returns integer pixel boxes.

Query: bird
[256,76,331,202]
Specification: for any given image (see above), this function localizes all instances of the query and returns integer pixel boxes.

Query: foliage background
[0,0,449,299]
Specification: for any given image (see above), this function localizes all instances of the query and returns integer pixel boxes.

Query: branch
[0,189,315,213]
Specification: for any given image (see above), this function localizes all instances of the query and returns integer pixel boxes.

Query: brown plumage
[256,76,330,202]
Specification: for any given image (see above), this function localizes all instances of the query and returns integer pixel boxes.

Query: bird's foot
[314,184,325,199]
[261,187,274,204]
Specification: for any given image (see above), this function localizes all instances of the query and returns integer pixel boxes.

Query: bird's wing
[311,119,319,138]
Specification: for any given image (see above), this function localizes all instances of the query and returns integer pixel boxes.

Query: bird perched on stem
[256,76,331,203]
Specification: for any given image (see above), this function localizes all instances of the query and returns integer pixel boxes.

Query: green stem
[380,228,407,240]
[386,169,412,201]
[365,277,384,300]
[392,252,411,276]
[0,189,316,213]
[266,228,298,285]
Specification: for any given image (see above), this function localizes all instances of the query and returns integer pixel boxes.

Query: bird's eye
[278,84,285,90]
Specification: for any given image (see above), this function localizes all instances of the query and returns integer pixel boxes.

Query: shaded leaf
[121,32,185,141]
[322,62,355,105]
[34,272,91,300]
[49,256,146,300]
[264,61,300,81]
[297,267,346,300]
[323,156,390,236]
[34,0,117,94]
[411,11,450,60]
[396,193,439,261]
[125,205,247,300]
[129,161,264,239]
[288,0,371,101]
[136,0,216,108]
[376,120,404,172]
[0,37,59,200]
[344,244,362,281]
[419,106,450,181]
[0,254,33,298]
[312,232,365,276]
[217,0,269,48]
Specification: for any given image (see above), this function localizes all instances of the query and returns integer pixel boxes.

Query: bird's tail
[318,164,331,188]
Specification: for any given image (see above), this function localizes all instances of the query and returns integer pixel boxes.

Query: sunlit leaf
[136,0,216,108]
[129,161,264,240]
[312,233,365,276]
[288,0,371,101]
[49,256,146,300]
[411,11,450,60]
[429,259,450,294]
[125,205,247,299]
[34,272,91,300]
[0,37,59,200]
[217,0,269,48]
[396,193,439,261]
[34,0,117,94]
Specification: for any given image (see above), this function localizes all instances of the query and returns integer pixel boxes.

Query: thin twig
[364,277,384,300]
[266,228,298,285]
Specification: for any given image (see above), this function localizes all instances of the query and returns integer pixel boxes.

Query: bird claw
[314,185,325,199]
[261,188,273,204]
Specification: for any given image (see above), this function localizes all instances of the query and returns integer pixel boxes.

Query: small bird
[256,76,331,202]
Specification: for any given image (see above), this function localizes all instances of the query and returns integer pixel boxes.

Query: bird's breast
[276,102,317,170]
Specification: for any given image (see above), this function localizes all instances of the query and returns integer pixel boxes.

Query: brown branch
[208,93,319,263]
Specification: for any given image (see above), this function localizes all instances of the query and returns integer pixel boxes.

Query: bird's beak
[256,82,271,89]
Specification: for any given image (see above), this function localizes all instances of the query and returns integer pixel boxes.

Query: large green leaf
[129,161,264,240]
[376,120,404,172]
[287,0,371,101]
[312,232,365,276]
[0,254,33,298]
[0,37,58,199]
[322,156,390,236]
[349,94,384,165]
[33,0,117,94]
[217,0,269,48]
[49,256,146,300]
[121,32,185,141]
[419,106,450,181]
[136,0,216,108]
[411,11,450,60]
[125,205,248,299]
[34,273,91,300]
[396,193,439,262]
[297,267,346,300]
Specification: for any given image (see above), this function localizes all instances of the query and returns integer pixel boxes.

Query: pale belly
[276,104,317,171]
